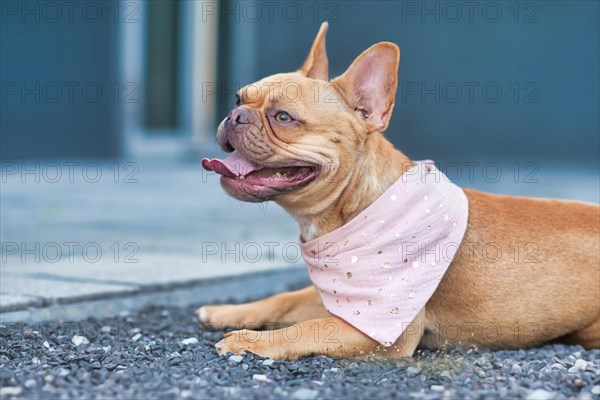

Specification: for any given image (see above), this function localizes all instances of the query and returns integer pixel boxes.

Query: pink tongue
[201,153,264,177]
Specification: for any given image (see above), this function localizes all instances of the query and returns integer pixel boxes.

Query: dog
[198,22,600,360]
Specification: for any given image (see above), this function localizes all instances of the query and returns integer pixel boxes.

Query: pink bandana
[300,161,469,346]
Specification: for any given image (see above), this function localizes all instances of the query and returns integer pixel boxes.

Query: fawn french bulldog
[199,22,600,360]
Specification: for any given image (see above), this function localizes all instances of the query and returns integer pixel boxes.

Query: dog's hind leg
[196,286,330,330]
[562,318,600,349]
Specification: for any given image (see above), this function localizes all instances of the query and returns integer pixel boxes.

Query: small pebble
[24,379,37,388]
[71,335,89,347]
[291,388,319,400]
[228,355,243,363]
[130,333,141,342]
[526,389,557,400]
[252,374,270,383]
[0,387,23,397]
[180,337,199,346]
[406,366,421,375]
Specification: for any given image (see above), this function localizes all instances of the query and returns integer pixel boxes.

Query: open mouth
[201,152,319,193]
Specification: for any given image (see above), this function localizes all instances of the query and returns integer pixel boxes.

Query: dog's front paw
[215,329,284,359]
[195,305,263,330]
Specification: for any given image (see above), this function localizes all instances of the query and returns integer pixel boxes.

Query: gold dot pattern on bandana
[303,163,467,346]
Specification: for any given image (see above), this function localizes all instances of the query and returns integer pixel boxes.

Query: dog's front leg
[215,310,425,360]
[196,285,330,330]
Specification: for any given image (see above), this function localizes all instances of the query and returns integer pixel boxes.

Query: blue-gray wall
[2,1,598,164]
[1,1,121,160]
[249,1,599,163]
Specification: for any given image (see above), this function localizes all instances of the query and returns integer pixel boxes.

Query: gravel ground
[1,304,599,400]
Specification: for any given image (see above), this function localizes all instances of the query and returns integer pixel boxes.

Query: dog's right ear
[298,22,329,81]
[332,42,400,133]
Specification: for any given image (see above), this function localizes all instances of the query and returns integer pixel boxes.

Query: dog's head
[202,23,400,213]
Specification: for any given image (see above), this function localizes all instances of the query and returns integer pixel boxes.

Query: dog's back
[423,189,600,349]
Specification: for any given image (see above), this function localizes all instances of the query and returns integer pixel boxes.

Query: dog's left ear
[298,22,329,81]
[332,42,400,133]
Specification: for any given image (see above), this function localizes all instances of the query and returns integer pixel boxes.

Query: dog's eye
[275,112,293,123]
[235,94,241,106]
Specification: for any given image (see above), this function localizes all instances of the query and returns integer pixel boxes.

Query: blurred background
[2,0,599,162]
[1,1,599,318]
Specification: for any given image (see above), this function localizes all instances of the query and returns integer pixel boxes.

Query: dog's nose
[229,108,251,125]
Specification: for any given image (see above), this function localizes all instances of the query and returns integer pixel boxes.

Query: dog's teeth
[238,175,246,180]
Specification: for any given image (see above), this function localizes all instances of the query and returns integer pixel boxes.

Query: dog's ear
[332,42,400,133]
[298,22,329,81]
